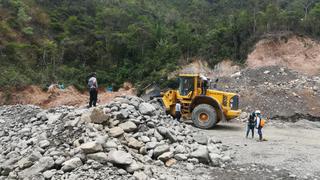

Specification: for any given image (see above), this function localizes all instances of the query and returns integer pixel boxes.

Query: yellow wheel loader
[162,74,241,129]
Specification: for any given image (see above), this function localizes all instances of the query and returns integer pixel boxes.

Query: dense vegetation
[1,0,320,91]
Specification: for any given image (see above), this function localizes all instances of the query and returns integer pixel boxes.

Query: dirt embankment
[247,35,320,76]
[0,85,135,108]
[238,35,320,118]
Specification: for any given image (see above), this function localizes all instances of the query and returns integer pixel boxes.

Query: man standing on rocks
[88,72,98,107]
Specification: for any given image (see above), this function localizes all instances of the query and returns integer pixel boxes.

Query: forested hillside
[1,0,320,90]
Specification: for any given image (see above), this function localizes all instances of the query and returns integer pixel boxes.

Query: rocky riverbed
[1,95,318,180]
[0,96,235,180]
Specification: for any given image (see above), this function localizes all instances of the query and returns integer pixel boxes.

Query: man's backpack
[88,79,93,88]
[86,75,92,88]
[87,76,97,89]
[260,119,266,127]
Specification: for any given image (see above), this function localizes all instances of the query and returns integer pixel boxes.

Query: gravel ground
[204,119,320,179]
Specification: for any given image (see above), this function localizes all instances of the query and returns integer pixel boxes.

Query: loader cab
[178,77,194,96]
[177,74,200,99]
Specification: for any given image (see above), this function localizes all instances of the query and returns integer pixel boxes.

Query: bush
[22,27,33,35]
[56,65,87,91]
[0,67,32,89]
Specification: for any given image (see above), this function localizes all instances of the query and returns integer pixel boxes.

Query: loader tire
[192,104,217,129]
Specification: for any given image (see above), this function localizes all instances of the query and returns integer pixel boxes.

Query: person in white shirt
[200,75,208,95]
[175,100,182,122]
[88,72,98,107]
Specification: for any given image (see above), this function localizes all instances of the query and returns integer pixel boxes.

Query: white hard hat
[200,75,207,80]
[255,110,261,114]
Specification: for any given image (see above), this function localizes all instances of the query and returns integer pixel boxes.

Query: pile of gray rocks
[219,66,320,120]
[0,96,232,180]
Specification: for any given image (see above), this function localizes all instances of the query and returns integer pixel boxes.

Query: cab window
[179,77,194,96]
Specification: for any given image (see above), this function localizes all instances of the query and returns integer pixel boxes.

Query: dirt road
[204,120,320,178]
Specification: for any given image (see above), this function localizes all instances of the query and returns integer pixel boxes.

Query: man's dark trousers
[175,111,181,122]
[89,88,98,107]
[257,126,263,140]
[246,125,255,138]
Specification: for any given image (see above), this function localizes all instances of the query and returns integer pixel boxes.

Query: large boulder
[39,140,50,148]
[166,130,177,143]
[174,154,188,161]
[156,127,177,142]
[17,158,33,169]
[87,152,108,164]
[221,155,232,163]
[36,111,48,121]
[190,146,210,163]
[18,157,54,178]
[109,127,124,137]
[140,136,150,143]
[80,141,103,154]
[154,129,164,141]
[139,103,156,115]
[61,157,83,172]
[80,113,91,123]
[193,134,208,145]
[207,144,220,154]
[90,108,110,124]
[133,171,148,180]
[43,170,56,179]
[145,142,158,150]
[127,137,144,149]
[153,144,170,158]
[81,108,110,124]
[156,127,167,136]
[126,161,144,173]
[113,97,131,104]
[165,158,177,167]
[115,109,130,120]
[128,96,142,108]
[105,140,118,149]
[158,151,174,162]
[107,150,133,165]
[209,153,222,166]
[118,121,137,132]
[47,113,61,125]
[174,145,186,154]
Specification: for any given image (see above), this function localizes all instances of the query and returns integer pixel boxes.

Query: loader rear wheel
[192,104,217,129]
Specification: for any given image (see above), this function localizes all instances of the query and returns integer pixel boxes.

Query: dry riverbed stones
[0,96,233,180]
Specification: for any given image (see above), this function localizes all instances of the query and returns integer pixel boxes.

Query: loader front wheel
[192,104,217,129]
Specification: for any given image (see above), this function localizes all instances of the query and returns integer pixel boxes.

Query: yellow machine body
[162,74,241,128]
